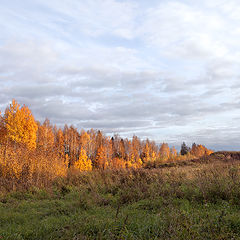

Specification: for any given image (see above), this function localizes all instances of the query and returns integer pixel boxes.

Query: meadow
[1,153,240,240]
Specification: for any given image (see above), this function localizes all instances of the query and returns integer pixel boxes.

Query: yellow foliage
[127,153,142,168]
[3,100,38,149]
[142,143,151,162]
[151,151,157,162]
[37,119,54,151]
[74,148,92,171]
[80,130,90,148]
[95,146,108,170]
[159,143,170,160]
[0,100,216,191]
[133,158,142,168]
[206,149,214,155]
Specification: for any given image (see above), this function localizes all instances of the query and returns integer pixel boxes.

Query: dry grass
[1,157,240,239]
[51,160,240,207]
[1,149,240,206]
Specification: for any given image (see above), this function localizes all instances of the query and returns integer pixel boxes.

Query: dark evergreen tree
[180,142,190,155]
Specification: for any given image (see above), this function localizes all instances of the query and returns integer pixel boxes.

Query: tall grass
[1,147,240,207]
[51,161,240,207]
[1,160,240,239]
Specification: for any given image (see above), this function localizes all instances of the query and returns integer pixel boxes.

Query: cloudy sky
[0,0,240,150]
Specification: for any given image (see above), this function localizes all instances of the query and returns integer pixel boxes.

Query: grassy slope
[1,155,240,239]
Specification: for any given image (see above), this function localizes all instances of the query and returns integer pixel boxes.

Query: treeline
[0,100,213,189]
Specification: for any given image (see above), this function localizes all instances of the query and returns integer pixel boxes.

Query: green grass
[0,191,240,240]
[1,162,240,239]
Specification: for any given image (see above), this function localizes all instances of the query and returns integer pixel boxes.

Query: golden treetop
[3,99,38,149]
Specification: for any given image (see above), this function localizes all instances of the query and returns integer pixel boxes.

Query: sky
[0,0,240,151]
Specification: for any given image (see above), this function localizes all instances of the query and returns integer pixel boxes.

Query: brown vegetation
[0,100,214,192]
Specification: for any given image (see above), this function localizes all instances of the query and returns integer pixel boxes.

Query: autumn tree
[96,130,104,150]
[124,139,142,168]
[3,100,38,149]
[80,130,90,150]
[0,111,6,144]
[191,143,213,157]
[159,143,170,160]
[131,135,141,162]
[170,146,177,160]
[111,157,126,169]
[111,137,117,159]
[95,145,108,170]
[105,137,114,167]
[141,142,151,162]
[55,128,65,158]
[37,119,54,151]
[74,147,92,171]
[63,125,79,167]
[205,148,214,155]
[87,129,96,157]
[119,139,126,159]
[191,143,198,156]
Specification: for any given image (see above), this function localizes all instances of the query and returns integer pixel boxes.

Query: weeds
[1,161,240,239]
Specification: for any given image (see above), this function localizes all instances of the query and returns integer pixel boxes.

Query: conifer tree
[180,142,190,155]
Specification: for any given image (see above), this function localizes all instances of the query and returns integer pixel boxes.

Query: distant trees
[0,99,214,183]
[191,143,213,157]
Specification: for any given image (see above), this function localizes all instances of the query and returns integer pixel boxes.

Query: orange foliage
[191,143,213,157]
[111,157,126,169]
[95,145,108,170]
[37,119,54,151]
[3,100,38,149]
[159,143,170,160]
[0,100,214,191]
[74,148,92,171]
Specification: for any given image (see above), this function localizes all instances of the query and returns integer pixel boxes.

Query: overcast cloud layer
[0,0,240,150]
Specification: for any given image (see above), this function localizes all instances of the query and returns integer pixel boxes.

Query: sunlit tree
[3,100,38,149]
[37,119,54,151]
[74,147,92,171]
[159,143,170,160]
[95,145,108,170]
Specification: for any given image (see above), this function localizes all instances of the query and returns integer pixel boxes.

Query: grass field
[1,158,240,239]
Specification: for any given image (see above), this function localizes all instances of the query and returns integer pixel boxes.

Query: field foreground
[1,155,240,239]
